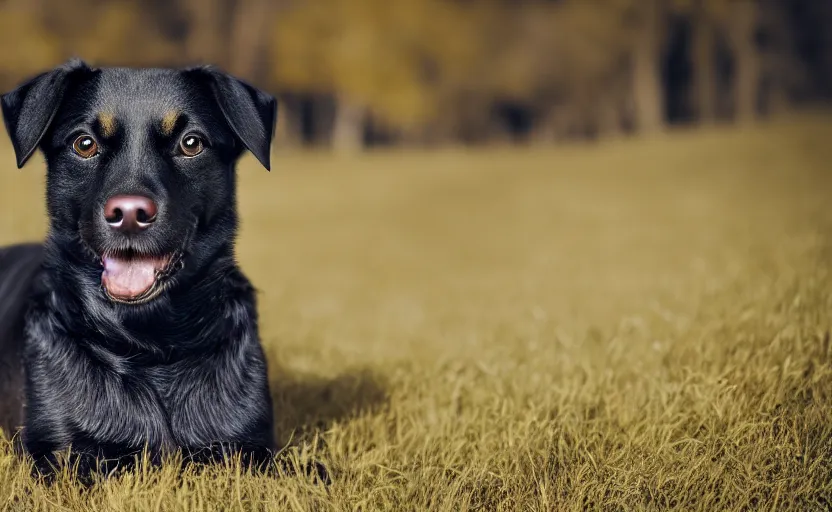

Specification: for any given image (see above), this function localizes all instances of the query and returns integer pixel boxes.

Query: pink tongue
[102,256,164,299]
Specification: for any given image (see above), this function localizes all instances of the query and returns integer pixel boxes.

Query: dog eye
[72,135,99,159]
[179,134,204,157]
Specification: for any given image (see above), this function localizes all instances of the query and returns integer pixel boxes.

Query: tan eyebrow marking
[98,111,117,137]
[161,110,180,136]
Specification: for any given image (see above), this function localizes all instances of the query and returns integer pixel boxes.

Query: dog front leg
[180,442,330,483]
[180,442,276,473]
[30,449,141,486]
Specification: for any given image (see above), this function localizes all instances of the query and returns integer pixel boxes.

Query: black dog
[0,59,281,480]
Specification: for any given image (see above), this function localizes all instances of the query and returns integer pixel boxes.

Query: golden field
[0,116,830,510]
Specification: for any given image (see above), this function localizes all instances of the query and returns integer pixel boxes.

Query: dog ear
[188,67,277,171]
[1,59,92,169]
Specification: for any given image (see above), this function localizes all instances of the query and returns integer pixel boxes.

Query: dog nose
[104,195,158,233]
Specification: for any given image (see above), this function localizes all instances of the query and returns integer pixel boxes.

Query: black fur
[0,244,43,440]
[0,59,282,480]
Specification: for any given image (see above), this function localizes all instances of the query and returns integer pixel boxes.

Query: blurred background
[0,0,829,152]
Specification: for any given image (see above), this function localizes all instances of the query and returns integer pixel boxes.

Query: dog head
[1,59,276,306]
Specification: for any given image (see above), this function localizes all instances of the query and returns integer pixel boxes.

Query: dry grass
[0,116,831,510]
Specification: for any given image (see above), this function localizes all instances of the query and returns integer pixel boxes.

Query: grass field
[0,116,831,510]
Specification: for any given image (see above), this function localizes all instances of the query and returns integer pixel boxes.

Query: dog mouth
[101,249,184,305]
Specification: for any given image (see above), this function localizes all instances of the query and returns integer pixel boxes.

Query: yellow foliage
[271,0,644,127]
[0,7,61,77]
[66,1,180,68]
[272,0,502,127]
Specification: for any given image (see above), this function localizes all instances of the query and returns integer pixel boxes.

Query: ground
[0,115,830,510]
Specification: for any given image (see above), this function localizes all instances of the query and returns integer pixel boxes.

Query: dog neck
[33,233,254,363]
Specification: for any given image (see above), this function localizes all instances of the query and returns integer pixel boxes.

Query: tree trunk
[728,0,760,124]
[183,0,227,66]
[228,0,275,83]
[332,96,367,153]
[763,80,789,118]
[594,92,622,140]
[533,104,575,144]
[631,0,665,135]
[273,97,304,149]
[756,0,795,118]
[532,112,557,145]
[692,1,717,125]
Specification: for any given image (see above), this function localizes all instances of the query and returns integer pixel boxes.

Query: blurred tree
[756,0,804,116]
[3,0,823,147]
[68,1,181,68]
[629,0,668,134]
[228,0,279,83]
[0,3,60,87]
[518,0,671,138]
[272,0,486,151]
[496,1,630,141]
[725,0,760,123]
[21,0,183,69]
[182,0,228,66]
[690,0,719,123]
